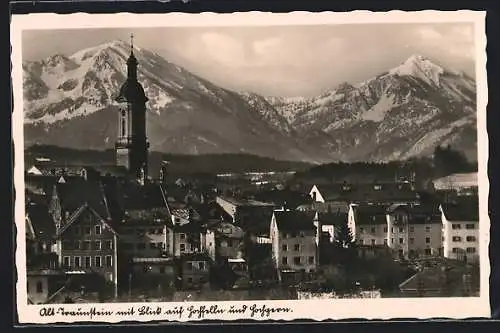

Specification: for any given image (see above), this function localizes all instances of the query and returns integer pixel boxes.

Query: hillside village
[23,38,480,304]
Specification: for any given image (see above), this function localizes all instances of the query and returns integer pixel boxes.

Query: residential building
[216,196,275,237]
[48,179,119,297]
[130,257,176,294]
[27,269,67,305]
[25,199,57,265]
[310,182,419,206]
[313,210,348,244]
[348,204,388,246]
[113,182,171,258]
[170,205,203,257]
[440,198,479,263]
[202,222,245,262]
[270,210,317,284]
[386,204,442,259]
[313,210,348,264]
[179,253,211,290]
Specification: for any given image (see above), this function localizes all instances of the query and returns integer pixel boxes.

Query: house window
[293,257,301,265]
[95,225,102,235]
[409,226,415,232]
[150,242,157,249]
[425,226,431,232]
[187,277,193,283]
[105,255,112,268]
[410,238,415,244]
[282,244,288,251]
[452,224,461,230]
[383,226,388,232]
[94,241,101,250]
[282,257,288,265]
[466,247,476,253]
[73,241,81,250]
[63,256,70,268]
[452,248,460,253]
[180,233,186,240]
[95,256,102,267]
[371,227,376,233]
[84,226,91,235]
[159,266,166,274]
[466,224,475,230]
[466,236,476,242]
[391,238,394,244]
[74,256,81,268]
[399,238,404,244]
[105,240,113,250]
[299,231,305,238]
[399,227,404,233]
[294,244,300,252]
[308,256,314,264]
[199,262,206,270]
[371,239,376,245]
[36,281,43,293]
[84,256,91,268]
[424,248,432,256]
[180,244,186,252]
[452,236,462,242]
[426,237,431,244]
[83,241,91,250]
[384,239,388,245]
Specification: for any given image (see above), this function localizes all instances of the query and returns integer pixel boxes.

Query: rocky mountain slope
[23,42,477,163]
[261,55,477,161]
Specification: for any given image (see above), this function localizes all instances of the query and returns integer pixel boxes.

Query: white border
[12,10,490,323]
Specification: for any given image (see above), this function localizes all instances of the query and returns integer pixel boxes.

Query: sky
[22,23,476,97]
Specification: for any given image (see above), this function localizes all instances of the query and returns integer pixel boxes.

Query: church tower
[115,34,149,179]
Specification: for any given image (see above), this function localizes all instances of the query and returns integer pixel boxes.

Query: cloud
[198,32,248,67]
[414,25,474,60]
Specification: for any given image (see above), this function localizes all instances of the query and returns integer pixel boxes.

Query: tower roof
[116,33,148,104]
[116,80,148,103]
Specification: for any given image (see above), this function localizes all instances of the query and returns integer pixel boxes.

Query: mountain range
[22,40,478,163]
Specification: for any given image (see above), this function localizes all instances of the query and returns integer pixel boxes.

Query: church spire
[127,33,138,79]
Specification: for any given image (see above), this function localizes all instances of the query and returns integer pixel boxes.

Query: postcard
[11,10,490,323]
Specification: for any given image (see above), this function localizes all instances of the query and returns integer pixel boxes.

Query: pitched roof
[273,210,316,231]
[122,207,171,226]
[119,182,168,211]
[441,200,479,222]
[387,204,441,224]
[26,202,56,240]
[55,179,111,220]
[317,211,348,226]
[352,204,388,225]
[211,222,245,239]
[314,182,418,203]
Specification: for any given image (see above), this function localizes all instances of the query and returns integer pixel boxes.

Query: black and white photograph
[11,10,490,323]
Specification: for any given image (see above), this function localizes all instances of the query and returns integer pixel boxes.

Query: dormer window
[373,185,382,191]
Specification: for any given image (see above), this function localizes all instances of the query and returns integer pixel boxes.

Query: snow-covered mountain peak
[389,54,444,86]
